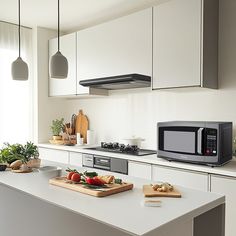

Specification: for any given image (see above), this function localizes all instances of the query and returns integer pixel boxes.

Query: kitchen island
[0,161,225,236]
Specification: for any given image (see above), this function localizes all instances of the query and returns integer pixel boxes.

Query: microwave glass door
[159,126,200,155]
[164,131,195,153]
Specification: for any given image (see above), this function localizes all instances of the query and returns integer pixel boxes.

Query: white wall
[57,0,236,150]
[33,27,72,143]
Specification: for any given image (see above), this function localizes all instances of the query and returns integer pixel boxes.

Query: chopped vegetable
[83,171,98,178]
[114,178,122,184]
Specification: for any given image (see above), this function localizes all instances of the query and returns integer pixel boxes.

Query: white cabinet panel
[69,152,83,167]
[77,8,152,91]
[152,165,208,191]
[128,161,152,180]
[153,0,201,89]
[211,175,236,236]
[49,32,77,96]
[38,147,69,164]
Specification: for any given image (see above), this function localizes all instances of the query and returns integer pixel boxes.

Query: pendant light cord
[58,0,60,51]
[18,0,21,57]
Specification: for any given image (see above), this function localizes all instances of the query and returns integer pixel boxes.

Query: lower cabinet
[211,175,236,236]
[38,147,69,164]
[69,152,83,167]
[152,165,209,191]
[128,161,152,180]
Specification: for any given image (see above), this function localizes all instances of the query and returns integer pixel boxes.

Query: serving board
[11,168,33,173]
[49,177,133,197]
[143,185,181,198]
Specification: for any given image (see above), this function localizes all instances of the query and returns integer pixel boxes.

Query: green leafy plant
[50,118,64,136]
[0,143,25,164]
[23,142,39,162]
[0,142,39,164]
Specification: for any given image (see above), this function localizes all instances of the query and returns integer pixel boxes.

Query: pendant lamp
[11,0,28,81]
[50,0,68,79]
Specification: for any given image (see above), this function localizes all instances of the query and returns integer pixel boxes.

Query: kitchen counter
[0,160,225,236]
[38,143,236,178]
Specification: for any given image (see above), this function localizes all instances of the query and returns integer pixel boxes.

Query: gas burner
[100,142,140,154]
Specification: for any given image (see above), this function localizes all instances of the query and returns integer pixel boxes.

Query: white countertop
[38,143,236,178]
[0,160,224,236]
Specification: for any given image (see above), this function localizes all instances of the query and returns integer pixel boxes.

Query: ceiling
[0,0,165,33]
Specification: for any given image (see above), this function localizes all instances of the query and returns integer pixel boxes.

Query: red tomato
[71,173,81,182]
[67,172,75,180]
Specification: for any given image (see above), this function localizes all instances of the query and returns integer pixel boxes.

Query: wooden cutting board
[75,110,89,144]
[143,185,181,198]
[49,177,133,197]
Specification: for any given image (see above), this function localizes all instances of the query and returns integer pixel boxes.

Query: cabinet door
[76,8,152,93]
[211,175,236,236]
[153,0,201,89]
[38,147,69,164]
[128,161,152,180]
[69,152,83,167]
[152,165,208,191]
[49,32,77,96]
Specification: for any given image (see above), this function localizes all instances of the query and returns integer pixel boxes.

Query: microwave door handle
[197,128,204,154]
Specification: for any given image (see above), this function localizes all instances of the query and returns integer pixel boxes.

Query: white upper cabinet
[49,33,77,96]
[153,0,219,89]
[76,8,152,87]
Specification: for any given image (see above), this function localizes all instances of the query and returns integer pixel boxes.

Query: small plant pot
[0,164,7,171]
[27,159,41,168]
[52,135,62,141]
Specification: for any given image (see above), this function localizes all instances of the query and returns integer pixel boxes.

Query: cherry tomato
[67,172,75,180]
[71,173,81,182]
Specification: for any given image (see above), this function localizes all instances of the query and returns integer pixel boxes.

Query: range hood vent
[79,74,151,90]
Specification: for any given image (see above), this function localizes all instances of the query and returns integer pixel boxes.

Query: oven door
[93,155,111,170]
[158,126,204,156]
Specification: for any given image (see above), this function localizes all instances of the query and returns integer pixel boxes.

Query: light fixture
[11,0,28,81]
[50,0,68,79]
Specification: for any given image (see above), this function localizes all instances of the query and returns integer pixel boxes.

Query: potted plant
[23,142,40,168]
[50,118,64,140]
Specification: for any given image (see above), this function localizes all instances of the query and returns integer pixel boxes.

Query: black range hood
[79,74,151,90]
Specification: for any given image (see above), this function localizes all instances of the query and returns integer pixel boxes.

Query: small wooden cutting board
[49,177,133,197]
[143,185,181,198]
[75,110,89,143]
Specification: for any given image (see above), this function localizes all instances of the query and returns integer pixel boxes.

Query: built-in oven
[82,154,128,175]
[94,155,111,170]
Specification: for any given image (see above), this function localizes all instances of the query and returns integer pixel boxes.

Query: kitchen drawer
[128,161,152,180]
[152,165,209,191]
[69,152,83,167]
[38,148,69,164]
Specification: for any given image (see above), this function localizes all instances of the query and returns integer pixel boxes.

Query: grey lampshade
[50,51,68,79]
[11,56,29,81]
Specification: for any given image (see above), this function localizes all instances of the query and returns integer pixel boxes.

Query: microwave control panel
[204,129,217,156]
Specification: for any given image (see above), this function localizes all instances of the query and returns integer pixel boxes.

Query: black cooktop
[86,142,156,156]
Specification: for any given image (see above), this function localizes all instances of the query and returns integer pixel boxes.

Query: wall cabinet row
[49,8,152,97]
[49,0,219,96]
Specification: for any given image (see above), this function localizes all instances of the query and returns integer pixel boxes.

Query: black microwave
[157,121,232,166]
